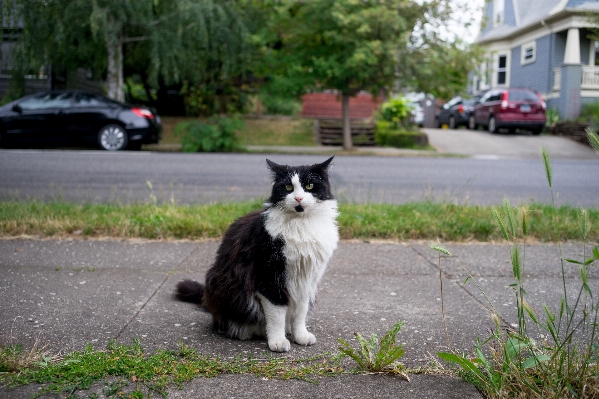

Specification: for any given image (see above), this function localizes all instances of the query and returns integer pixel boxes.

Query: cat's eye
[305,183,314,190]
[285,184,293,191]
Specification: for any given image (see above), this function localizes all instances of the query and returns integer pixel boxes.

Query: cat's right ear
[266,159,288,179]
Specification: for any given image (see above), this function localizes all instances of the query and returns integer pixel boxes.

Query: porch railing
[582,66,599,89]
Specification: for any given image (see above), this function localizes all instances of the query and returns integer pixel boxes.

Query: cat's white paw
[294,330,316,346]
[268,336,291,352]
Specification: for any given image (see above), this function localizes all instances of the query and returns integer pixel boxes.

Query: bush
[579,101,599,121]
[174,116,244,153]
[379,96,413,129]
[259,94,302,116]
[375,121,428,148]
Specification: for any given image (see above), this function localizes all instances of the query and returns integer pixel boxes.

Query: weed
[337,321,407,379]
[437,131,599,398]
[1,339,344,398]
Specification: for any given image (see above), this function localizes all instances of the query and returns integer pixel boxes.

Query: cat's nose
[294,196,303,203]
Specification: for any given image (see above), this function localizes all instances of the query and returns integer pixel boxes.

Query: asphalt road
[1,148,598,206]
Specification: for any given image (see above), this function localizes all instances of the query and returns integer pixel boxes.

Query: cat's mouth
[295,205,304,213]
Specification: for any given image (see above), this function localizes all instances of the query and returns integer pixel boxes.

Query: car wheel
[98,124,128,151]
[488,116,498,134]
[468,115,477,130]
[434,117,441,128]
[449,116,457,129]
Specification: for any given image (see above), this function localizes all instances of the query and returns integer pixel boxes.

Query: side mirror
[12,104,22,113]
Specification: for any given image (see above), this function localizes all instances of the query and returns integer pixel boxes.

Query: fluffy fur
[174,157,339,352]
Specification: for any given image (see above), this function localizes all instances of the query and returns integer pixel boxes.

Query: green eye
[306,183,314,190]
[285,184,293,191]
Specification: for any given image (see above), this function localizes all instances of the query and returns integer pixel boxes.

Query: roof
[478,0,599,43]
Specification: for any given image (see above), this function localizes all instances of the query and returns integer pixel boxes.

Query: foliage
[174,116,244,153]
[579,101,599,121]
[182,83,251,117]
[259,94,302,116]
[338,321,406,373]
[438,138,599,398]
[3,0,251,102]
[545,107,560,129]
[374,123,428,149]
[379,97,414,129]
[1,201,598,242]
[1,339,344,397]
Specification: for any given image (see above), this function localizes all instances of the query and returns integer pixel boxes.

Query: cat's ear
[266,158,288,178]
[311,156,334,173]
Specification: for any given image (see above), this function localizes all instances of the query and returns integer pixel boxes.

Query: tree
[4,0,249,103]
[259,0,455,150]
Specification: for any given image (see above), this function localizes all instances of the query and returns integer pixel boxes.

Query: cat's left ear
[266,158,288,179]
[311,156,334,173]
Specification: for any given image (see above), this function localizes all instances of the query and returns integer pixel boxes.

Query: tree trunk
[106,34,124,102]
[342,94,352,150]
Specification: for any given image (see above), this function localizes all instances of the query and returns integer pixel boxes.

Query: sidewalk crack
[115,243,201,340]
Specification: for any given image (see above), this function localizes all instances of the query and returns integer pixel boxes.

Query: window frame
[521,41,536,65]
[496,54,508,86]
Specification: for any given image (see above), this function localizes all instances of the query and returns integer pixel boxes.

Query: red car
[468,88,546,135]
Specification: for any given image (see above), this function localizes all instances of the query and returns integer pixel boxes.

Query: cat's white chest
[264,200,339,302]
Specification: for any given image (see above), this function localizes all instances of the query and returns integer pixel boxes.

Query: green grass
[0,339,344,398]
[0,200,597,242]
[160,116,316,147]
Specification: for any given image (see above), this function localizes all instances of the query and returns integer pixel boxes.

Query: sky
[447,0,486,43]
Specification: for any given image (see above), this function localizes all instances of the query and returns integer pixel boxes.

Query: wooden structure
[302,92,380,146]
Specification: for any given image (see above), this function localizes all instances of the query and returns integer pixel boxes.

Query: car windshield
[508,91,539,102]
[19,92,73,110]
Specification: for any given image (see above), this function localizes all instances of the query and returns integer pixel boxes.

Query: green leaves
[338,321,405,372]
[175,116,244,153]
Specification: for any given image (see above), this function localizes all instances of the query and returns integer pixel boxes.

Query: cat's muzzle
[295,205,304,212]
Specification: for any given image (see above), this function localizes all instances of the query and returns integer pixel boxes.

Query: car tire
[98,124,128,151]
[434,117,441,128]
[468,115,477,130]
[488,116,498,134]
[449,116,457,129]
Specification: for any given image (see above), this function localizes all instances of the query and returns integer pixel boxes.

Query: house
[472,0,599,119]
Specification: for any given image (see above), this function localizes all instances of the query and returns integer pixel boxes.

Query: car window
[479,92,492,103]
[73,93,109,107]
[19,92,73,110]
[508,90,539,102]
[463,99,476,106]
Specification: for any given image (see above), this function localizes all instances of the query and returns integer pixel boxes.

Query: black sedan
[0,91,161,151]
[435,96,477,129]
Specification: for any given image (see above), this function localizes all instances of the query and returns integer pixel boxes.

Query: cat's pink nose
[294,196,303,203]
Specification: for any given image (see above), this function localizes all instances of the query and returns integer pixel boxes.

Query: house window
[494,0,504,26]
[521,42,536,65]
[497,54,507,85]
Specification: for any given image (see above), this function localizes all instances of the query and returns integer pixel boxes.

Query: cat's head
[265,157,335,214]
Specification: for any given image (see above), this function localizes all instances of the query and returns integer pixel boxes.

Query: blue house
[473,0,599,119]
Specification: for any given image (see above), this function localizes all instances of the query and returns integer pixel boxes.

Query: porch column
[557,28,582,119]
[564,28,581,64]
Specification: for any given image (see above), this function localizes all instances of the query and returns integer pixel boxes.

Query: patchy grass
[0,200,597,242]
[159,116,316,147]
[0,339,344,398]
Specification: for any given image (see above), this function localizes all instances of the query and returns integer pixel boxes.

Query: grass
[160,116,316,147]
[0,200,597,242]
[0,339,344,398]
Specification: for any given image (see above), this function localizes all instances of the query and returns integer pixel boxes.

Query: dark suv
[435,96,477,129]
[469,88,546,135]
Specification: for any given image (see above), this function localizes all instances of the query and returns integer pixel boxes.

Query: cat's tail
[174,279,204,305]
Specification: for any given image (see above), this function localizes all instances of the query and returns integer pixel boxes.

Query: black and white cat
[175,157,339,352]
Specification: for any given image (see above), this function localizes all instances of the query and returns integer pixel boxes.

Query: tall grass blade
[503,197,516,239]
[586,127,599,156]
[492,206,509,242]
[511,246,521,282]
[541,147,552,189]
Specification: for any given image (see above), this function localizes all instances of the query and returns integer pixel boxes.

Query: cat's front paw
[268,336,291,352]
[294,331,316,346]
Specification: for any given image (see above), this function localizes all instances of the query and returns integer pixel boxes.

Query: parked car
[468,88,546,135]
[409,102,424,126]
[0,90,162,150]
[435,96,476,129]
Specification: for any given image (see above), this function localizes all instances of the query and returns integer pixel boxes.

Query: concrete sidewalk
[0,238,591,398]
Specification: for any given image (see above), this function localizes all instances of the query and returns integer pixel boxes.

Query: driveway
[422,128,598,160]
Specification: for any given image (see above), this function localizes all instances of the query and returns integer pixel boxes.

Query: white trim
[590,40,596,66]
[549,0,569,16]
[581,90,599,98]
[521,41,536,65]
[493,0,505,27]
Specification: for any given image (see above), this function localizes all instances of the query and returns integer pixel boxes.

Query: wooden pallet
[315,118,375,146]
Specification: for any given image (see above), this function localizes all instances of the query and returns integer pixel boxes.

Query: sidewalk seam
[114,243,201,340]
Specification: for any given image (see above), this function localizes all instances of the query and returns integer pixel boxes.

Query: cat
[174,157,339,352]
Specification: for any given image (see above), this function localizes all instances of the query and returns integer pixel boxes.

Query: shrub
[375,121,428,148]
[379,96,413,129]
[174,116,244,153]
[259,94,302,116]
[579,101,599,121]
